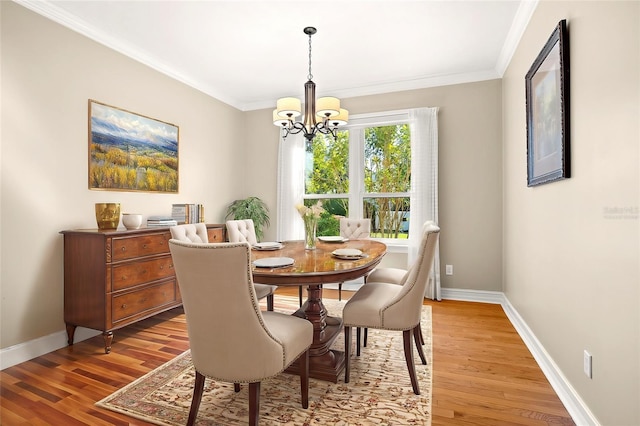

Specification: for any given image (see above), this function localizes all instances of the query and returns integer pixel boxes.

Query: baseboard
[0,327,100,370]
[441,287,505,304]
[442,288,600,426]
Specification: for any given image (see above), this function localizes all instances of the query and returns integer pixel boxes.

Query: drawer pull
[143,244,148,249]
[159,265,164,270]
[121,304,127,309]
[121,247,126,252]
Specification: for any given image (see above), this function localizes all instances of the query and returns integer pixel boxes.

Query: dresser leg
[102,332,113,354]
[66,324,76,346]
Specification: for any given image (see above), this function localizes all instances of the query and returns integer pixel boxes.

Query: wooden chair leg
[249,382,261,426]
[356,327,361,356]
[298,287,303,307]
[403,329,420,395]
[417,321,425,346]
[299,349,309,408]
[187,371,206,426]
[338,282,343,301]
[344,326,352,383]
[266,294,274,311]
[413,325,427,365]
[234,383,241,392]
[364,328,368,347]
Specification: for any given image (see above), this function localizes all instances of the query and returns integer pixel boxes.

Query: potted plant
[225,196,270,241]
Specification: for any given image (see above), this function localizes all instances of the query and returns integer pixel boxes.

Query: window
[303,112,413,246]
[276,108,440,286]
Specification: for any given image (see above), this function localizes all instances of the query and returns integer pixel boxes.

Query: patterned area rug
[96,297,432,425]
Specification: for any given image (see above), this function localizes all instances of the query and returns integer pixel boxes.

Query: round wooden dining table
[251,239,387,383]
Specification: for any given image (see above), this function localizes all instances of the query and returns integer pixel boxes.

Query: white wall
[503,2,639,424]
[1,2,245,349]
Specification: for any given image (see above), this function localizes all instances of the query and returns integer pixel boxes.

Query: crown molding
[241,69,501,111]
[495,0,539,76]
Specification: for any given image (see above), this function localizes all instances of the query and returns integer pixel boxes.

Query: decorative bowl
[122,213,143,230]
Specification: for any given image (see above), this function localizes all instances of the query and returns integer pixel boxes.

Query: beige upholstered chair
[171,223,276,311]
[342,221,440,395]
[226,219,259,245]
[335,218,371,301]
[359,266,426,362]
[225,219,278,311]
[169,240,313,426]
[340,218,371,240]
[169,222,209,243]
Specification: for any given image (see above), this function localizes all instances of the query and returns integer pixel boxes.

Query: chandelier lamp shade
[273,27,348,141]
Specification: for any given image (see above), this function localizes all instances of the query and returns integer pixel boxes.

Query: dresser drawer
[208,228,224,242]
[112,281,176,322]
[111,256,175,291]
[112,232,171,261]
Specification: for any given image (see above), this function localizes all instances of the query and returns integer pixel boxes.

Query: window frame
[303,109,414,253]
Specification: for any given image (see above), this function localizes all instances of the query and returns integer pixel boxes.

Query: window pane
[305,131,349,195]
[303,198,348,236]
[364,196,410,239]
[364,125,411,193]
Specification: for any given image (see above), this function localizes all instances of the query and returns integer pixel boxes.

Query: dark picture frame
[88,99,179,193]
[525,19,570,187]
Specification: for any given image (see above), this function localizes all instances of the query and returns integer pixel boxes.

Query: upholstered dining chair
[225,219,278,311]
[169,222,209,243]
[342,221,440,395]
[171,223,276,311]
[335,218,371,301]
[168,240,313,426]
[355,265,428,363]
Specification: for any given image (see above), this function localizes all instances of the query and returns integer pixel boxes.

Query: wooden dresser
[60,224,225,353]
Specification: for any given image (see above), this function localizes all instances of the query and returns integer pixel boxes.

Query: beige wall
[246,80,504,291]
[503,1,639,424]
[1,2,245,348]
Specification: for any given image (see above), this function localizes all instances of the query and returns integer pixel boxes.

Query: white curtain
[407,107,440,300]
[276,133,305,241]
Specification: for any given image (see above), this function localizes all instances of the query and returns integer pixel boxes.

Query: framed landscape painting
[88,100,179,193]
[525,19,570,187]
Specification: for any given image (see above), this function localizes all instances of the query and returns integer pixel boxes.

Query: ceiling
[19,0,537,111]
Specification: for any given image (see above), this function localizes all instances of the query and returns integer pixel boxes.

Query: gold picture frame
[88,100,179,193]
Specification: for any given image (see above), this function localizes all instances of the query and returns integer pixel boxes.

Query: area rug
[96,297,432,425]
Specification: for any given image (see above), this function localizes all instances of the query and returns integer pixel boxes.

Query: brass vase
[95,203,121,230]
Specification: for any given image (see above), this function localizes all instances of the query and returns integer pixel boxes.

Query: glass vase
[304,217,317,250]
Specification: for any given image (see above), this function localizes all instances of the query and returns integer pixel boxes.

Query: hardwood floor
[0,287,575,425]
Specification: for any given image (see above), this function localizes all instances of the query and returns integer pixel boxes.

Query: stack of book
[171,204,205,224]
[146,216,178,227]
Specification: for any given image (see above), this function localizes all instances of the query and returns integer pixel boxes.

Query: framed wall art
[88,99,179,193]
[525,19,570,187]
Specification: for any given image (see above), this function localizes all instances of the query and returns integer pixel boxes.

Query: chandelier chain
[307,31,313,81]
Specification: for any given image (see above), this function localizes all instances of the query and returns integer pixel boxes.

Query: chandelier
[273,27,349,142]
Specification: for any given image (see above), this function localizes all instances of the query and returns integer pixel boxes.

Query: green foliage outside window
[305,124,411,238]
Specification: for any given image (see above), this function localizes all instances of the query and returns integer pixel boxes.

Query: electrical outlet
[445,264,453,275]
[583,350,592,378]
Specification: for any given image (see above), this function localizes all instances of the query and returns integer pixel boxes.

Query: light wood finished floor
[0,287,575,425]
